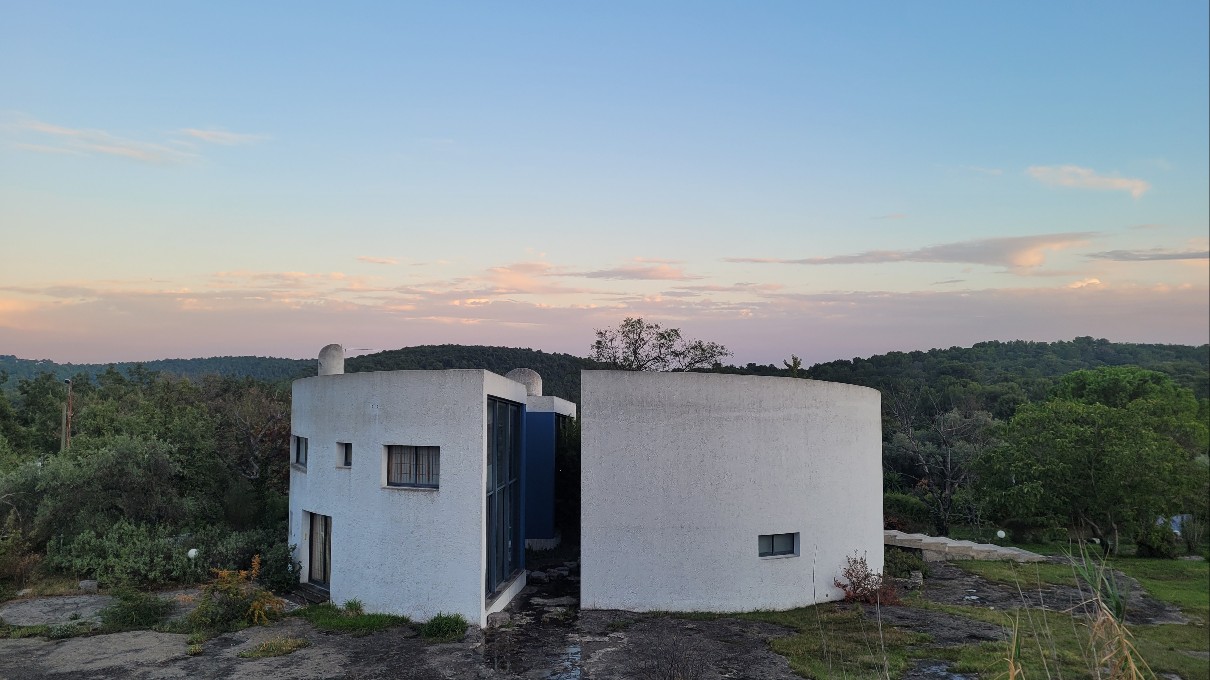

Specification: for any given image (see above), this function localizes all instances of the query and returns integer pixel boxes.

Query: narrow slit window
[338,442,352,467]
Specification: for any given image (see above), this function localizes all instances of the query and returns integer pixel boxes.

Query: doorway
[308,512,332,588]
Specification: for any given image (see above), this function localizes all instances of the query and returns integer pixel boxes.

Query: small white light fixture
[187,548,199,560]
[996,530,1006,539]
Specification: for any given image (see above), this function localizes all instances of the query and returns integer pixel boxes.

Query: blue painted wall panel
[524,411,557,540]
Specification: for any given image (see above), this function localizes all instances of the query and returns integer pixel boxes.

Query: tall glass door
[486,397,522,596]
[309,512,331,588]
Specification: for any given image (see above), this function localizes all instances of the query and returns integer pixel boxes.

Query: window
[293,436,308,467]
[759,532,797,557]
[386,445,440,488]
[338,442,352,468]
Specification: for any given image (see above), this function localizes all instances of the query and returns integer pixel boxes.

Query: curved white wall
[580,371,883,613]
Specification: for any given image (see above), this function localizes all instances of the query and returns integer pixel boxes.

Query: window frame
[293,435,308,468]
[337,442,352,468]
[384,445,440,489]
[758,532,798,558]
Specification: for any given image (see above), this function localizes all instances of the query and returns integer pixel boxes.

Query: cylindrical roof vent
[318,344,345,376]
[505,368,542,396]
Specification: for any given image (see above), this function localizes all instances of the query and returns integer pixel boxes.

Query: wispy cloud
[11,118,194,164]
[932,279,965,285]
[178,127,267,145]
[7,115,263,165]
[725,232,1096,273]
[357,256,398,265]
[570,264,702,281]
[1026,165,1150,198]
[1086,248,1209,262]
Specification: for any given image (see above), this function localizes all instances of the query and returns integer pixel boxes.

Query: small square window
[386,445,440,488]
[293,435,308,467]
[338,442,352,467]
[759,532,797,557]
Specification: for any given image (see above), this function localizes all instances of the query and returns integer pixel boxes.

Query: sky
[1,2,1207,366]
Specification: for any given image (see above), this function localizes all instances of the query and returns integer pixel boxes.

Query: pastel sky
[2,2,1207,366]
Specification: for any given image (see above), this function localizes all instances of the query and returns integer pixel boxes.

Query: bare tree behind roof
[590,317,731,372]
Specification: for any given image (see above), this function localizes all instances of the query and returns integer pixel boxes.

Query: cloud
[357,256,398,265]
[725,232,1096,272]
[571,264,703,281]
[932,279,965,285]
[1066,278,1103,289]
[1027,165,1150,198]
[11,118,195,164]
[1085,248,1209,262]
[7,115,262,165]
[178,128,267,145]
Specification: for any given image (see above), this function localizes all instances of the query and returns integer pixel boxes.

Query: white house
[288,345,572,626]
[579,370,883,612]
[288,348,882,623]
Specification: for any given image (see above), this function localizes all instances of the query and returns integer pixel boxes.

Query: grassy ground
[292,603,410,636]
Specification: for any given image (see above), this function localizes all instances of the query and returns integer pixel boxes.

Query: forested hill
[0,354,310,384]
[346,345,598,403]
[3,337,1206,406]
[804,338,1210,416]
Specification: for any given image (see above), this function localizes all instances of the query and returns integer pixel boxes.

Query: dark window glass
[759,532,797,557]
[339,442,352,467]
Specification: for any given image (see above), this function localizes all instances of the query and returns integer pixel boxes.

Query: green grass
[1112,558,1210,622]
[98,589,174,632]
[294,603,409,636]
[419,612,468,642]
[237,636,311,658]
[955,559,1082,588]
[737,604,931,679]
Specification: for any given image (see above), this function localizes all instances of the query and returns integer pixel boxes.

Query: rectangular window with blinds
[385,445,440,488]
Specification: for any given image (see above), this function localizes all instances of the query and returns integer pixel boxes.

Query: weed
[46,622,92,639]
[98,588,174,631]
[834,553,900,605]
[237,636,310,658]
[294,603,409,635]
[187,554,283,634]
[342,598,364,616]
[606,618,635,633]
[420,612,468,642]
[8,624,49,639]
[186,643,203,656]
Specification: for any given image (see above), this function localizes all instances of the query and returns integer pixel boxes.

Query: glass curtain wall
[486,397,522,597]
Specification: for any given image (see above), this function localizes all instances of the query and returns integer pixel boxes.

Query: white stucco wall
[580,371,883,613]
[288,369,528,626]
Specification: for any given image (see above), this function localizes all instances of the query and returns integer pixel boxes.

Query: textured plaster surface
[289,369,529,626]
[580,371,883,612]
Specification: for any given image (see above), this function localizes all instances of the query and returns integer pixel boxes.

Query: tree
[783,355,803,378]
[589,317,731,372]
[886,386,1001,536]
[978,367,1207,554]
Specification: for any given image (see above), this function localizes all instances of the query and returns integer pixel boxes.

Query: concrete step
[884,530,1046,563]
[293,583,330,605]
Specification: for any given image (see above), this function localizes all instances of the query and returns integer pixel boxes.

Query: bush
[883,547,926,578]
[883,492,931,533]
[834,553,899,605]
[1135,525,1179,559]
[187,555,282,633]
[98,588,175,631]
[420,612,467,641]
[44,520,201,587]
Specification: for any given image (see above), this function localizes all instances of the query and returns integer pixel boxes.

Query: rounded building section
[579,371,883,613]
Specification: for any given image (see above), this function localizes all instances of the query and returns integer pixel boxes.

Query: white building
[288,349,882,622]
[579,371,883,612]
[288,346,572,626]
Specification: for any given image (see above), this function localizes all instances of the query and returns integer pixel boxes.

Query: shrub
[1135,525,1179,559]
[420,612,468,642]
[834,553,899,605]
[99,588,174,631]
[187,555,283,633]
[883,546,926,579]
[44,520,200,587]
[883,492,931,533]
